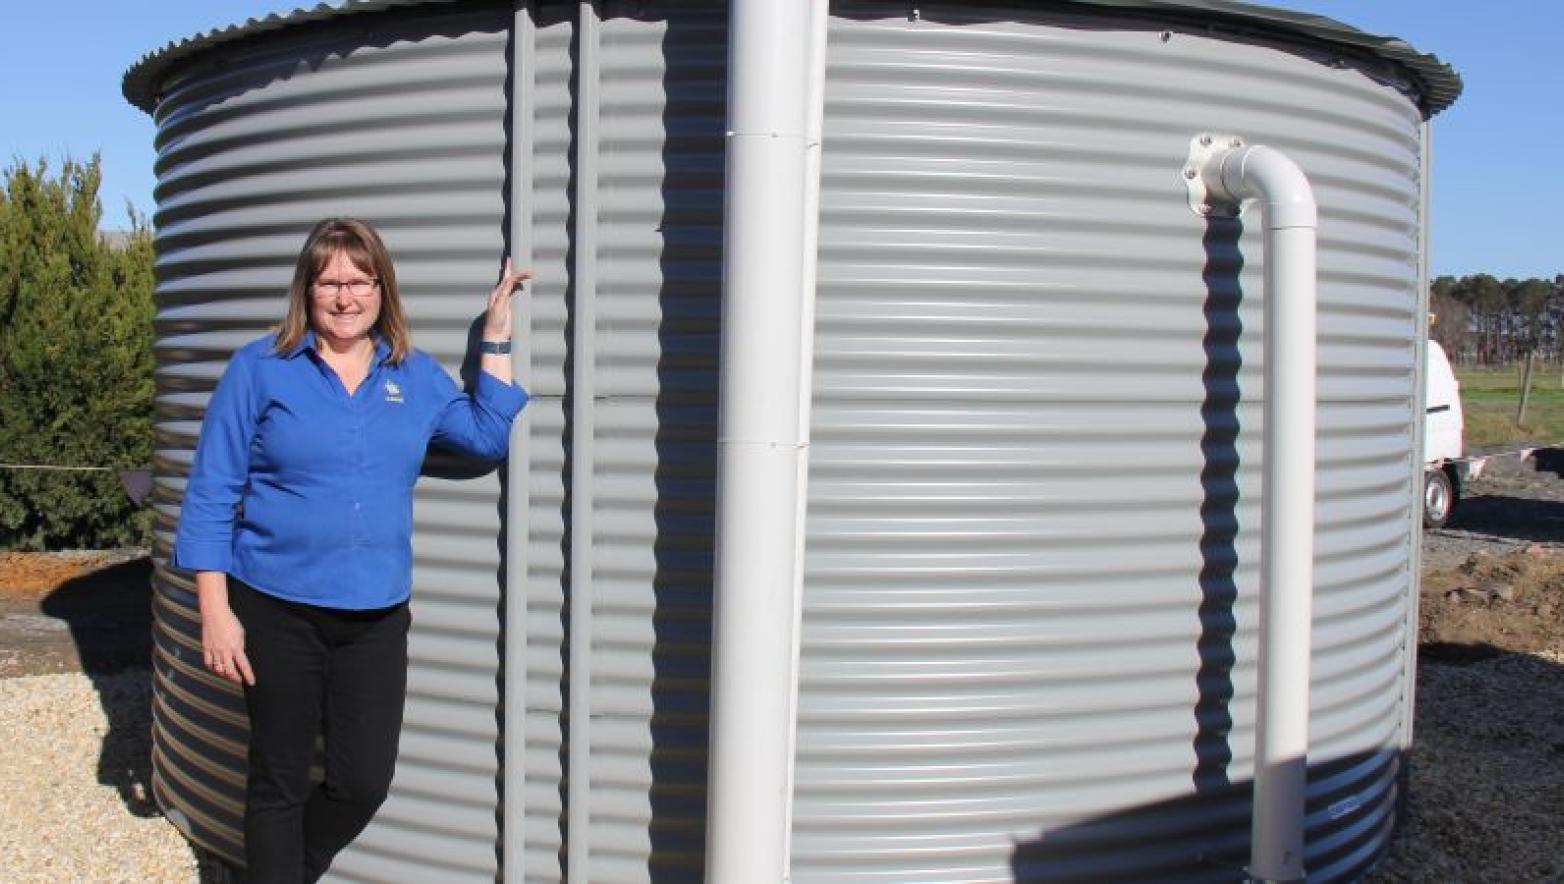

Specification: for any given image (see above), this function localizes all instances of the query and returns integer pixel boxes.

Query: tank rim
[122,0,1460,118]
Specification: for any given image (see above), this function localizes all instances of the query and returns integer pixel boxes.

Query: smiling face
[309,250,382,351]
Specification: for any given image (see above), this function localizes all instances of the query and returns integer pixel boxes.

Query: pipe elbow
[1221,145,1317,230]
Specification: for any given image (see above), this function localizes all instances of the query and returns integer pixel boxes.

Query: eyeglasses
[313,278,379,298]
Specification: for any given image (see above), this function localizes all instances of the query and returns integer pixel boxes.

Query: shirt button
[354,503,361,511]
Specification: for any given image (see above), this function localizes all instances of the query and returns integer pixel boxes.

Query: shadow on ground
[1447,493,1564,543]
[36,558,161,819]
[1005,644,1564,882]
[1442,449,1564,543]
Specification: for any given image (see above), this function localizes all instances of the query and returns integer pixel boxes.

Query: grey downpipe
[502,2,536,881]
[1191,137,1319,883]
[567,3,601,881]
[782,0,829,862]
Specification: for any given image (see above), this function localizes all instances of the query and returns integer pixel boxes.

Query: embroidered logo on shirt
[384,380,404,403]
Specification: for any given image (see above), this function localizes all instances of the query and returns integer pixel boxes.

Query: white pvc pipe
[705,1,825,881]
[1204,145,1318,883]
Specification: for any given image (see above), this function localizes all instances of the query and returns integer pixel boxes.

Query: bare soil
[1419,546,1564,659]
[1418,449,1564,656]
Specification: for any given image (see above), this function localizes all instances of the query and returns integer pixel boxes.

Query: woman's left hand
[482,258,533,341]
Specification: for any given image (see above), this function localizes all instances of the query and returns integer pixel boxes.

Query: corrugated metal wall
[791,5,1421,881]
[588,6,729,878]
[516,4,730,881]
[145,5,515,880]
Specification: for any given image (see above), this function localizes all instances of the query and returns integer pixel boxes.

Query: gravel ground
[2,457,1562,881]
[1361,451,1564,883]
[1365,648,1564,882]
[0,669,198,882]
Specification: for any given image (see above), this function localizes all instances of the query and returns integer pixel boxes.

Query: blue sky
[4,1,1558,279]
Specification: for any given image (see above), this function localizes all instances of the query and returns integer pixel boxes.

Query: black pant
[228,579,410,883]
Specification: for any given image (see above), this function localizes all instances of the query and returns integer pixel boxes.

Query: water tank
[124,2,1459,880]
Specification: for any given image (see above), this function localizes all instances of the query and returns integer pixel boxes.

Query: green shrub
[0,156,155,549]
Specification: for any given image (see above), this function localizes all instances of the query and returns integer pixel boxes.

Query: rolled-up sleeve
[431,367,528,461]
[172,351,259,573]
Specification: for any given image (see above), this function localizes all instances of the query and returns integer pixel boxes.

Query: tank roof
[123,0,1460,118]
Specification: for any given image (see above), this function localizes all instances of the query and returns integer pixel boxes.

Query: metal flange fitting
[1183,132,1249,218]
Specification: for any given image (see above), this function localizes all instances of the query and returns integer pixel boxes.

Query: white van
[1422,341,1464,527]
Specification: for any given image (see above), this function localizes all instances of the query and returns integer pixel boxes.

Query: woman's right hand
[196,572,255,686]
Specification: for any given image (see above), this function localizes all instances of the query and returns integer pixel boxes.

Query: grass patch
[1456,363,1564,449]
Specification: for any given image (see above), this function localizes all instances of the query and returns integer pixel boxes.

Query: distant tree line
[0,156,155,549]
[1430,273,1564,365]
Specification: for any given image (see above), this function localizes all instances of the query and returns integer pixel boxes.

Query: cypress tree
[0,156,155,549]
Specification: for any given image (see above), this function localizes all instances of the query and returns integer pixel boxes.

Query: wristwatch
[479,340,512,355]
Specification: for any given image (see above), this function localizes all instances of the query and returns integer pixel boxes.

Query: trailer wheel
[1423,469,1455,529]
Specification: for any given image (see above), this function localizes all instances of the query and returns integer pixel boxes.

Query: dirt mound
[1419,547,1564,661]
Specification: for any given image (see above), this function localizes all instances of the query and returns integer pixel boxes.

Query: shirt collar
[281,330,315,359]
[285,330,391,365]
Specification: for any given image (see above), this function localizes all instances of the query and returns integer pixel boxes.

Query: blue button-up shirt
[173,332,527,609]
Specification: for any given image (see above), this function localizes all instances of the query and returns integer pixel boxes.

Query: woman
[172,218,530,882]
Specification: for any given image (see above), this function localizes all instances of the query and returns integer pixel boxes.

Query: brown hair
[275,218,412,363]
